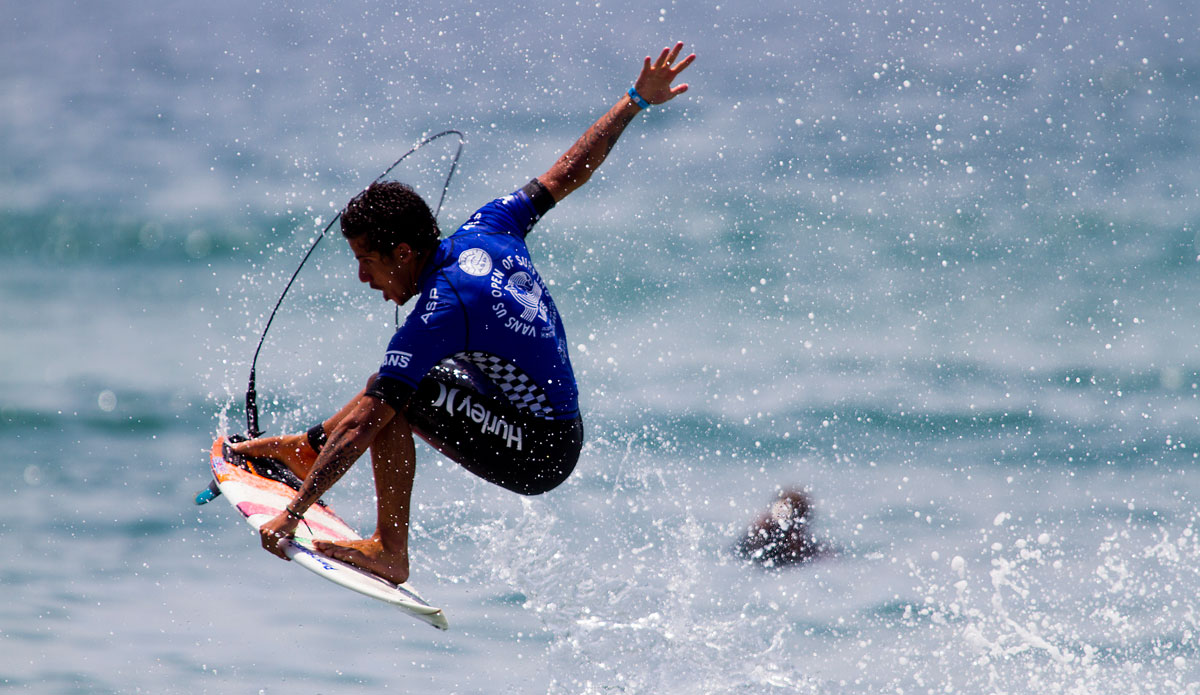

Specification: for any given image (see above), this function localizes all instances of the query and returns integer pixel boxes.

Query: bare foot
[314,535,410,585]
[229,433,318,479]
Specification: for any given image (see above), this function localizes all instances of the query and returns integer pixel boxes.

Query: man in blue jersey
[230,43,695,584]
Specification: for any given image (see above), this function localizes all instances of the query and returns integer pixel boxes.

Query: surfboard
[206,436,449,630]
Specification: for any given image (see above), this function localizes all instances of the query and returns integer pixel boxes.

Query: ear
[390,242,414,263]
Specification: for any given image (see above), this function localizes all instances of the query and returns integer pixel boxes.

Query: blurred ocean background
[4,0,1200,692]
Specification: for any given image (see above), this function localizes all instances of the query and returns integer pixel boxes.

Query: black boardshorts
[401,357,583,496]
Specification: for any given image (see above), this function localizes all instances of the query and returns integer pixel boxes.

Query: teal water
[5,0,1200,692]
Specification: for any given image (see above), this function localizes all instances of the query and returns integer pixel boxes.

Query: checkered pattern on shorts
[459,351,555,419]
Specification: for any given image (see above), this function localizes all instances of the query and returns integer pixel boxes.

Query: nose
[357,261,371,284]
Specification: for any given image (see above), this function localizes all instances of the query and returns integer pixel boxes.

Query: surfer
[736,487,827,568]
[229,43,696,584]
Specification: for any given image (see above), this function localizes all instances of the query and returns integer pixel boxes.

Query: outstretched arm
[538,42,696,203]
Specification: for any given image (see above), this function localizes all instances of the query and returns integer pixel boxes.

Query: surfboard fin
[194,479,222,505]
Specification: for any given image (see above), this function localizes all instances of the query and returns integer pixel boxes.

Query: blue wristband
[627,86,650,109]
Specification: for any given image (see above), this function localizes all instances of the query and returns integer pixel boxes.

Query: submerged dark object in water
[736,488,825,568]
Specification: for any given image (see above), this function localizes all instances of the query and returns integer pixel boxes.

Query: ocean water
[4,0,1200,692]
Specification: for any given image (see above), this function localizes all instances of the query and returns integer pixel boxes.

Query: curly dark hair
[340,181,440,255]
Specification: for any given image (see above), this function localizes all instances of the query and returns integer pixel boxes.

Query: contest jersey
[370,181,579,421]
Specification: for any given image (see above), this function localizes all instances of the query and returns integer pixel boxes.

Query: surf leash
[243,130,465,438]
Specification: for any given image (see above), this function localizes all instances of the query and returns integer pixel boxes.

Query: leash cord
[244,130,465,437]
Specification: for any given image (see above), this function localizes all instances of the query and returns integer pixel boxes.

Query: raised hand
[633,42,696,106]
[538,41,697,201]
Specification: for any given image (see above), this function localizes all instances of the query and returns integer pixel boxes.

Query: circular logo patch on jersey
[457,248,493,276]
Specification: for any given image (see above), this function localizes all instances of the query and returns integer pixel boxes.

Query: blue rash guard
[367,179,578,421]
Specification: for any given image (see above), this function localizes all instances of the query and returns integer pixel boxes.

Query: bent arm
[539,42,696,203]
[291,395,394,513]
[258,394,395,557]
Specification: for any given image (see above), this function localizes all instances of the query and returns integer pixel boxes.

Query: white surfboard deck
[208,437,448,630]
